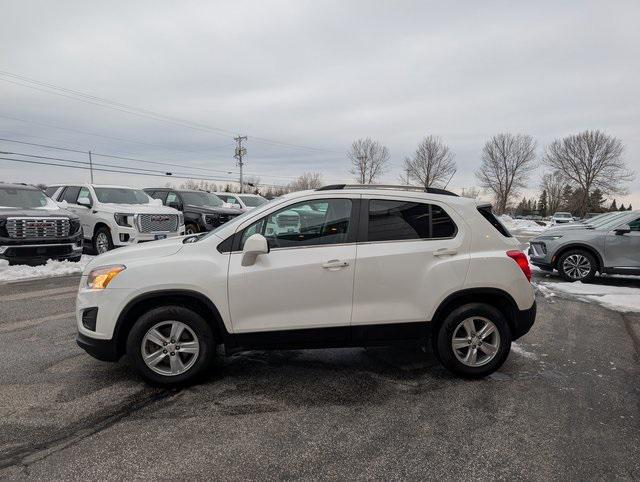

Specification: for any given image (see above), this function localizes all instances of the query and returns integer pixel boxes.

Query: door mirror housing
[615,224,631,235]
[77,197,91,208]
[241,233,269,266]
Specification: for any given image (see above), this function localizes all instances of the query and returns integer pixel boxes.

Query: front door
[605,217,640,269]
[227,197,358,338]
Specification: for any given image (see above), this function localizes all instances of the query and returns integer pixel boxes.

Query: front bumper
[76,332,120,361]
[528,242,555,269]
[0,233,83,265]
[111,226,185,246]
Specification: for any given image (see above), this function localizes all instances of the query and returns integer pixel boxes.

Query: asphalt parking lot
[1,271,639,480]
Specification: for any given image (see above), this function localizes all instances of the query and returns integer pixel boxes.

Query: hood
[0,207,77,219]
[185,204,240,216]
[93,203,180,214]
[84,236,186,273]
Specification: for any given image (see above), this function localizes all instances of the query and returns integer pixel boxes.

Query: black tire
[434,303,512,378]
[557,249,597,282]
[185,223,199,235]
[93,226,113,254]
[126,305,216,386]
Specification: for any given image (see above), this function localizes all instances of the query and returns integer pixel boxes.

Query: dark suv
[144,188,240,234]
[0,183,83,265]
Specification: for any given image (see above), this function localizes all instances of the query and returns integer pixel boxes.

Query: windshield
[94,187,151,204]
[0,186,51,208]
[239,195,268,207]
[181,191,223,207]
[592,212,632,230]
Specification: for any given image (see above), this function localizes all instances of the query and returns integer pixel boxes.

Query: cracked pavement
[0,273,639,479]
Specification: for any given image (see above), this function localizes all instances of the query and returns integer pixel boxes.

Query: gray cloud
[0,0,638,205]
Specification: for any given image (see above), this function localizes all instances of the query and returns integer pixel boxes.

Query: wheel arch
[113,289,230,358]
[552,243,603,271]
[431,288,520,337]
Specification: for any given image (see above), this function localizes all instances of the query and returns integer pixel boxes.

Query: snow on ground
[536,280,640,313]
[0,255,94,283]
[499,215,548,234]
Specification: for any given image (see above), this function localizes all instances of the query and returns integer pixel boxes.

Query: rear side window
[477,205,512,237]
[61,186,81,204]
[367,200,456,242]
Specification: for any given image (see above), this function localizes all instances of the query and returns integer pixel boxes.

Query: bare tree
[544,130,633,216]
[347,138,389,184]
[475,133,537,214]
[288,172,324,192]
[540,171,565,215]
[403,136,457,189]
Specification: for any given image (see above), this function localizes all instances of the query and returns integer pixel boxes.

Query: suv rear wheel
[557,249,597,282]
[435,303,511,378]
[126,306,216,385]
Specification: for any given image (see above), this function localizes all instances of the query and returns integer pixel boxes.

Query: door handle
[434,248,457,257]
[322,259,349,269]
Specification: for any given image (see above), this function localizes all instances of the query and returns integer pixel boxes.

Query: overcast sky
[1,0,638,206]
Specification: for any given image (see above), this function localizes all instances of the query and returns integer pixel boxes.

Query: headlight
[178,213,184,226]
[69,218,81,234]
[87,265,126,289]
[537,235,563,240]
[114,213,134,227]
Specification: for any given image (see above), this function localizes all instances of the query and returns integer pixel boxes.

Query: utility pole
[234,135,247,193]
[88,150,94,183]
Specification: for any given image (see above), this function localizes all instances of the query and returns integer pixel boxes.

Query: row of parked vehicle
[0,182,267,265]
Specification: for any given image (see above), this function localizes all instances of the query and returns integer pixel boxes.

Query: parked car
[0,183,83,265]
[551,212,574,224]
[529,210,640,281]
[75,184,536,385]
[144,188,242,234]
[48,184,184,254]
[214,192,268,211]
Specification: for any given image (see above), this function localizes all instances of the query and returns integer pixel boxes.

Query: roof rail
[316,184,458,197]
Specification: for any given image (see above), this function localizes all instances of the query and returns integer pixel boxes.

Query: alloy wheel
[562,254,591,280]
[141,321,200,376]
[96,232,110,254]
[451,316,501,367]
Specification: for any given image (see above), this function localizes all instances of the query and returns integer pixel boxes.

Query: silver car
[529,210,640,281]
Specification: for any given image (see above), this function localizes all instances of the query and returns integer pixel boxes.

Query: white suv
[214,192,269,211]
[50,184,184,254]
[75,185,536,385]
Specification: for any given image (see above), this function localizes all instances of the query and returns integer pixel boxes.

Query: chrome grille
[137,214,179,233]
[6,217,70,239]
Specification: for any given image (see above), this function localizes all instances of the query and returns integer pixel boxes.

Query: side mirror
[241,234,269,266]
[77,197,91,208]
[615,224,631,235]
[168,202,182,211]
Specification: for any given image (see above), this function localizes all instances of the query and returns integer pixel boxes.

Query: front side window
[0,187,49,208]
[367,199,456,242]
[61,186,81,204]
[240,198,352,249]
[78,187,92,203]
[181,192,223,207]
[239,195,267,207]
[94,188,151,204]
[44,186,59,198]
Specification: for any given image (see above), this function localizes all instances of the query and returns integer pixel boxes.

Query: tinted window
[181,192,223,207]
[477,205,511,237]
[240,199,352,249]
[432,205,456,238]
[61,186,81,204]
[367,200,456,242]
[0,187,48,208]
[44,186,59,197]
[628,218,640,232]
[94,188,150,204]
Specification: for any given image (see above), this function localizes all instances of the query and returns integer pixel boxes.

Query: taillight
[506,250,531,282]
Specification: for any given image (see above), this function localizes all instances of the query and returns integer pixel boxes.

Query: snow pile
[0,255,94,282]
[499,215,548,233]
[537,280,640,313]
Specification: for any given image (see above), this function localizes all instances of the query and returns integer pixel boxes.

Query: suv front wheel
[557,249,597,282]
[126,306,216,385]
[435,303,512,378]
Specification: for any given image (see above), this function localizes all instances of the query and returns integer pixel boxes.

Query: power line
[0,70,343,154]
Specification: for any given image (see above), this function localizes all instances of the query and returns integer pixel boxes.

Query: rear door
[351,196,469,338]
[605,216,640,269]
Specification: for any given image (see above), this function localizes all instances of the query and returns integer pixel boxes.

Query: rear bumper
[512,301,536,339]
[76,332,120,362]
